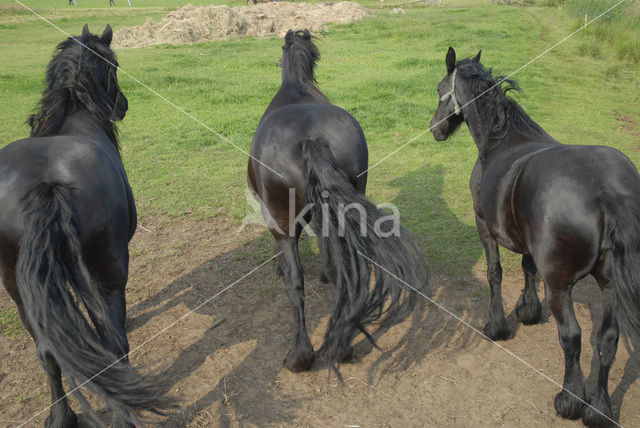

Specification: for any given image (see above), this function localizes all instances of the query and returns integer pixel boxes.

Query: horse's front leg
[276,235,315,372]
[476,215,510,340]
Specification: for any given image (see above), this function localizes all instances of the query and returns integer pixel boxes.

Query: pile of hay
[113,2,369,48]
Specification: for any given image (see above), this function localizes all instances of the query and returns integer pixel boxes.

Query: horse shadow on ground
[116,163,491,426]
[361,163,490,384]
[126,234,321,427]
[114,163,638,426]
[368,163,639,420]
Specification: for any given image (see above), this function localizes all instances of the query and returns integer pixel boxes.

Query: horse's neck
[59,111,115,145]
[263,83,329,117]
[466,104,557,163]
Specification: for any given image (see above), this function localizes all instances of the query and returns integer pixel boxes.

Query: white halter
[439,68,461,116]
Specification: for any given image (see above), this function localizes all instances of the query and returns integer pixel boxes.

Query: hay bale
[113,2,369,48]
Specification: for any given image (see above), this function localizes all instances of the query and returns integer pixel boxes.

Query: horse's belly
[484,203,527,253]
[494,232,526,253]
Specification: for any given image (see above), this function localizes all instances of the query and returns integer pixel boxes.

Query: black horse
[0,25,174,427]
[430,47,640,427]
[248,29,428,374]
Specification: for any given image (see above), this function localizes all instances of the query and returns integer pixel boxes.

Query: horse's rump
[251,103,368,194]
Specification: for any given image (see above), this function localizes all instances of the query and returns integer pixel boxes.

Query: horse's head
[430,47,481,141]
[280,29,320,83]
[78,24,128,121]
[47,24,127,122]
[29,24,127,147]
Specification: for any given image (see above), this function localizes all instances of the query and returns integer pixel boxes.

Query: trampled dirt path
[1,216,639,427]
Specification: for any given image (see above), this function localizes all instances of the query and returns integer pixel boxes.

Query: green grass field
[1,0,639,282]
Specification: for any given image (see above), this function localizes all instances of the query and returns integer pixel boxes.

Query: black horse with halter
[430,47,640,428]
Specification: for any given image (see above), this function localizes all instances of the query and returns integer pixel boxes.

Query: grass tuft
[577,41,600,58]
[0,307,23,339]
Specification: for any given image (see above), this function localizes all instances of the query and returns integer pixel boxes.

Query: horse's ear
[473,50,482,62]
[81,24,91,40]
[446,46,456,74]
[101,24,113,46]
[285,29,294,46]
[303,29,311,40]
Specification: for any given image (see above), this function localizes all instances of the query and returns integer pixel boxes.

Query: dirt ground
[1,215,639,427]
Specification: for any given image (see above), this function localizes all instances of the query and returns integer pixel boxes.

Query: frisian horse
[248,30,428,374]
[0,25,174,427]
[430,47,640,427]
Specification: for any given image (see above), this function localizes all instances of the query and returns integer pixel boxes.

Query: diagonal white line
[11,0,283,178]
[357,250,623,428]
[17,251,282,428]
[358,0,630,177]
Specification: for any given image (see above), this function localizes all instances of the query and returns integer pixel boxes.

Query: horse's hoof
[284,347,315,372]
[554,390,584,420]
[45,410,78,428]
[582,391,615,428]
[276,264,284,277]
[515,299,542,325]
[319,272,329,284]
[483,320,510,341]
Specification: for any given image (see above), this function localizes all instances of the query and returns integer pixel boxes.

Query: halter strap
[440,68,461,116]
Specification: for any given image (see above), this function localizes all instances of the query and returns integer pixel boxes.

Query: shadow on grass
[361,164,491,384]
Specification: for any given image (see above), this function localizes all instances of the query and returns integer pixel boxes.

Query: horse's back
[516,145,640,212]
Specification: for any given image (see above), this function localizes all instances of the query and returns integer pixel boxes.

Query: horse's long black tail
[607,199,640,351]
[302,138,429,374]
[16,183,175,426]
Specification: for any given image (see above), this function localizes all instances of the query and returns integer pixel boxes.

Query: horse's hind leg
[515,254,543,325]
[583,252,618,428]
[277,235,315,372]
[88,279,135,428]
[89,284,130,361]
[548,282,586,420]
[25,310,78,428]
[476,216,510,340]
[84,247,133,427]
[2,269,77,428]
[38,348,79,428]
[102,290,134,428]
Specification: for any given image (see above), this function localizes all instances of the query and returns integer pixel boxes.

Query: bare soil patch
[614,111,640,137]
[113,2,369,48]
[1,215,639,427]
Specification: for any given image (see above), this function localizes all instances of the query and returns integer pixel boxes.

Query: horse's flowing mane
[28,31,120,150]
[456,59,554,146]
[280,29,330,104]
